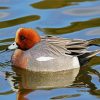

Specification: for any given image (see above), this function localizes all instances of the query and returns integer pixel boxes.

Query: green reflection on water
[86,56,100,67]
[0,38,14,43]
[43,18,100,35]
[0,15,40,28]
[0,90,14,95]
[0,38,14,51]
[0,7,9,9]
[31,0,96,9]
[51,94,81,99]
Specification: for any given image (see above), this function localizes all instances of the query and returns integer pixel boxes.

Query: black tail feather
[78,50,100,66]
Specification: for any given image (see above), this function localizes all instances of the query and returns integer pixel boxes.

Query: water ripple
[43,18,100,35]
[63,6,100,16]
[0,12,9,18]
[0,15,40,28]
[0,6,9,9]
[31,0,97,9]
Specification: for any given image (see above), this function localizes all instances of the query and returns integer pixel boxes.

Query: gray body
[12,36,100,72]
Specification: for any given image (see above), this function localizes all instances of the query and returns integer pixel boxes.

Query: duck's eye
[20,35,25,41]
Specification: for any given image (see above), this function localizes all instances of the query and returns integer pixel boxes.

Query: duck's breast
[11,49,29,69]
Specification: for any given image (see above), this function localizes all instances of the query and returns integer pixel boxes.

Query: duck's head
[8,28,41,50]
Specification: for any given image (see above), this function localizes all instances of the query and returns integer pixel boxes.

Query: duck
[7,28,100,72]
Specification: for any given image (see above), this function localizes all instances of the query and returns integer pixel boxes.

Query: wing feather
[41,36,89,56]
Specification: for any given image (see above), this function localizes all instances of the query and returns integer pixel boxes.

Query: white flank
[36,56,55,61]
[72,57,80,68]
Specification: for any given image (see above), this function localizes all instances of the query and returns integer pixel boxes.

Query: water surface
[0,0,100,100]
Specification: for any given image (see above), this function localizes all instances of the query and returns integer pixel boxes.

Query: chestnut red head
[8,28,41,50]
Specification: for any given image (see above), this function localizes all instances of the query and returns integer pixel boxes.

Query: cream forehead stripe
[36,56,55,61]
[16,28,23,37]
[16,28,23,33]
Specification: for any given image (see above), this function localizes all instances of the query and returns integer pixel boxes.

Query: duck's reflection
[6,67,79,100]
[13,67,79,89]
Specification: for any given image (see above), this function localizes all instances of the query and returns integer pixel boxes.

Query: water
[0,0,100,100]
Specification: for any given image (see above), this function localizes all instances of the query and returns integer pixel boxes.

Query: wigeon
[7,28,100,72]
